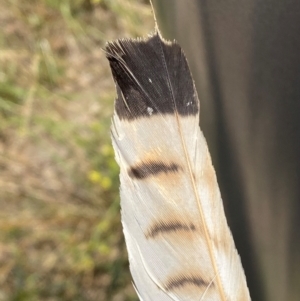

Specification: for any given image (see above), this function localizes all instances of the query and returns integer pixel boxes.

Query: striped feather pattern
[106,31,251,301]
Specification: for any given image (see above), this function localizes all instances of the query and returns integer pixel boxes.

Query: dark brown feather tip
[106,32,199,120]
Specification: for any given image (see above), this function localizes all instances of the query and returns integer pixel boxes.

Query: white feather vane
[106,31,251,301]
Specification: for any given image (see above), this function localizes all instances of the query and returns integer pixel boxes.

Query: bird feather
[106,30,251,301]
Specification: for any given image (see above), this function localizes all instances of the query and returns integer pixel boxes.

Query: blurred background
[0,0,153,300]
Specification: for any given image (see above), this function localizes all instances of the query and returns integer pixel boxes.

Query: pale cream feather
[107,31,251,301]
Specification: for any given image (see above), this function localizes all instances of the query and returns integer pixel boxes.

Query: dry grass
[0,1,154,300]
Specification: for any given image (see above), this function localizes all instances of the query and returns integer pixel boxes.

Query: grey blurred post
[152,1,300,301]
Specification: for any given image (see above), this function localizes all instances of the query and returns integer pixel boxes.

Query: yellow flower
[100,176,112,190]
[88,170,102,183]
[88,171,112,190]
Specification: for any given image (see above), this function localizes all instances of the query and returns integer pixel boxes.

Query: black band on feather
[128,161,181,179]
[106,33,199,120]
